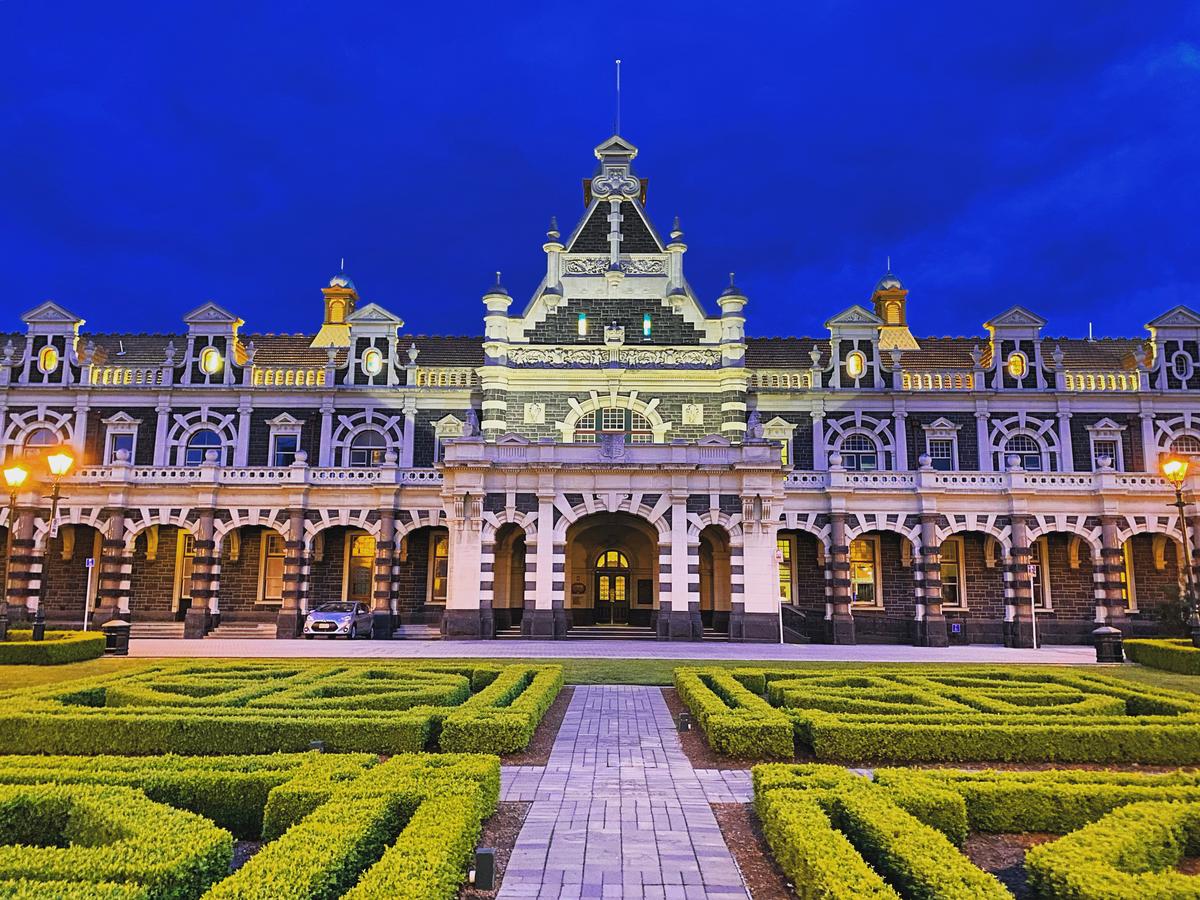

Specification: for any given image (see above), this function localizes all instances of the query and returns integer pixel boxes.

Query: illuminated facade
[2,135,1198,645]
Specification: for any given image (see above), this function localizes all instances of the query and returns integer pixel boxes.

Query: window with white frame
[777,536,794,601]
[840,433,880,471]
[572,408,654,444]
[1086,419,1126,471]
[1091,439,1119,470]
[1029,536,1051,609]
[184,429,223,466]
[259,532,286,603]
[762,417,798,469]
[922,418,961,471]
[266,414,303,467]
[21,427,59,458]
[849,536,881,606]
[101,414,140,464]
[348,430,387,467]
[940,537,965,608]
[1171,434,1200,459]
[428,530,449,602]
[1004,433,1044,471]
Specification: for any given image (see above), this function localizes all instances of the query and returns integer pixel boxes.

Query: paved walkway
[497,686,749,899]
[127,637,1099,665]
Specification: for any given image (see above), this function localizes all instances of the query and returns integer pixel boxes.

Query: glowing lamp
[46,451,74,478]
[3,465,29,490]
[1162,457,1190,489]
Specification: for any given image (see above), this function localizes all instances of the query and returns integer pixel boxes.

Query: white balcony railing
[65,464,443,487]
[783,467,1179,495]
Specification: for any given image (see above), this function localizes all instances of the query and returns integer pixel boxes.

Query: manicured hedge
[0,630,105,665]
[679,665,1200,763]
[1026,800,1200,899]
[0,784,231,900]
[1125,638,1200,675]
[0,661,561,755]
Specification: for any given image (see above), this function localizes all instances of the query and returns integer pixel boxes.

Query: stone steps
[129,622,185,640]
[391,624,443,640]
[205,622,277,640]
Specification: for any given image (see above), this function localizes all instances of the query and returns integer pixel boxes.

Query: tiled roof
[400,335,483,366]
[744,338,829,368]
[84,333,182,367]
[568,200,662,254]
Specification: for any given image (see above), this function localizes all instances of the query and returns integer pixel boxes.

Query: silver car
[303,602,374,639]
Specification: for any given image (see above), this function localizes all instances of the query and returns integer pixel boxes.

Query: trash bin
[1092,625,1123,664]
[101,619,131,656]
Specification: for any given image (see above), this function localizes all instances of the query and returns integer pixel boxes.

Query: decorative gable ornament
[824,305,884,328]
[21,301,85,335]
[183,301,243,337]
[347,303,404,328]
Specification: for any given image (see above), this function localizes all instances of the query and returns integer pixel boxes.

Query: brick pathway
[498,685,749,899]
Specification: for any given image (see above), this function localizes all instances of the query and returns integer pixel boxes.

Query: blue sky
[2,1,1197,339]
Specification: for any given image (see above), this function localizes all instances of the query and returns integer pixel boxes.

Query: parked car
[303,602,373,639]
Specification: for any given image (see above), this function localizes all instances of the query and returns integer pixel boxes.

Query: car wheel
[349,624,358,640]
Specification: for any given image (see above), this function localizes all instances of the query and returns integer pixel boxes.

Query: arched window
[22,427,59,457]
[839,433,880,471]
[1005,433,1044,471]
[348,430,387,467]
[184,429,222,466]
[1171,434,1200,458]
[596,550,629,570]
[572,409,654,444]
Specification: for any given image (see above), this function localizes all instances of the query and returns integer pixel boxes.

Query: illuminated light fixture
[845,350,866,380]
[1007,351,1028,379]
[361,347,383,376]
[37,345,59,374]
[199,346,223,375]
[1163,456,1190,488]
[578,313,588,336]
[46,450,74,478]
[643,313,652,337]
[3,464,29,489]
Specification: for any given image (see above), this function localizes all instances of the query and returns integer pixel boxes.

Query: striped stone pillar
[183,509,216,639]
[1007,515,1035,648]
[5,510,36,624]
[1098,516,1128,630]
[93,510,131,626]
[525,495,557,638]
[275,509,307,639]
[685,537,703,640]
[827,512,855,644]
[372,511,398,640]
[915,514,948,647]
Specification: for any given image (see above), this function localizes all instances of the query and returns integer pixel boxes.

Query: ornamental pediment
[824,305,883,328]
[21,300,84,327]
[984,305,1047,329]
[183,301,242,326]
[347,303,405,327]
[1146,305,1200,329]
[265,412,304,427]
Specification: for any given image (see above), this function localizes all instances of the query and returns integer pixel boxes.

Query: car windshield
[314,603,355,613]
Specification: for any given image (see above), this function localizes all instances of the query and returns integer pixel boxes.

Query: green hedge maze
[0,751,498,899]
[755,765,1200,900]
[676,666,1200,763]
[0,661,563,755]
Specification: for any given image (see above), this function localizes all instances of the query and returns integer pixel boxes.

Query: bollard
[471,848,496,890]
[100,619,131,656]
[1092,625,1123,664]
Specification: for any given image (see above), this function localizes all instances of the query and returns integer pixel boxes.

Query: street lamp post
[31,450,74,642]
[0,464,31,642]
[1162,457,1199,647]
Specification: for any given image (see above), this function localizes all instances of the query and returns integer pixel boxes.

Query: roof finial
[729,272,736,286]
[495,270,502,286]
[547,216,560,240]
[614,59,622,135]
[340,257,345,273]
[886,254,891,274]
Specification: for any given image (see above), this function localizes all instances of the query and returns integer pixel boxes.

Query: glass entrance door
[594,550,630,624]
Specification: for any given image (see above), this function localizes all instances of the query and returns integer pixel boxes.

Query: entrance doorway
[594,550,630,624]
[346,532,376,605]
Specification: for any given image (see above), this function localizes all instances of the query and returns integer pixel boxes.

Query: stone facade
[1,133,1198,646]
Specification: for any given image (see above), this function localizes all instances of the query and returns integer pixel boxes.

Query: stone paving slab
[127,637,1099,664]
[497,685,750,900]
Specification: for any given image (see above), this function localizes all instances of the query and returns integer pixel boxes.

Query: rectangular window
[849,537,880,607]
[1093,439,1119,470]
[928,439,955,471]
[780,441,790,467]
[1120,541,1137,612]
[940,537,964,608]
[105,432,136,464]
[1029,537,1051,609]
[175,533,196,608]
[260,532,285,602]
[272,434,299,467]
[777,537,793,602]
[578,313,588,336]
[643,313,652,337]
[601,408,625,432]
[429,531,449,602]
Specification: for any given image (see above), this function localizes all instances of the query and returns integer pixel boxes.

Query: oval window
[1006,351,1028,379]
[1171,352,1194,381]
[362,347,383,376]
[37,345,59,374]
[199,346,223,375]
[845,350,866,380]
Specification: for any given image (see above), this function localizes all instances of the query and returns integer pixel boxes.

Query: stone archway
[698,524,732,633]
[564,512,659,629]
[492,522,527,632]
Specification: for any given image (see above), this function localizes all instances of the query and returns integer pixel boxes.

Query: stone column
[1008,515,1035,648]
[976,410,993,472]
[524,493,558,638]
[736,502,782,642]
[661,493,694,640]
[443,494,486,638]
[914,514,948,647]
[372,511,398,639]
[184,509,216,638]
[893,410,909,471]
[92,509,129,626]
[275,509,307,638]
[827,511,856,644]
[1098,516,1128,631]
[1056,411,1074,472]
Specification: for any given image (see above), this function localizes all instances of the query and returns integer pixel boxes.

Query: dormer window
[845,350,866,380]
[199,346,223,376]
[1006,351,1028,379]
[37,345,59,374]
[361,347,383,377]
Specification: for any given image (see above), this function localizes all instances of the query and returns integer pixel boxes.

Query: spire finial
[340,257,345,273]
[729,272,736,286]
[615,59,622,135]
[495,271,502,286]
[547,216,560,240]
[886,254,891,274]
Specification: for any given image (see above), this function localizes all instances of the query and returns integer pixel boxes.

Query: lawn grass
[3,654,1199,692]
